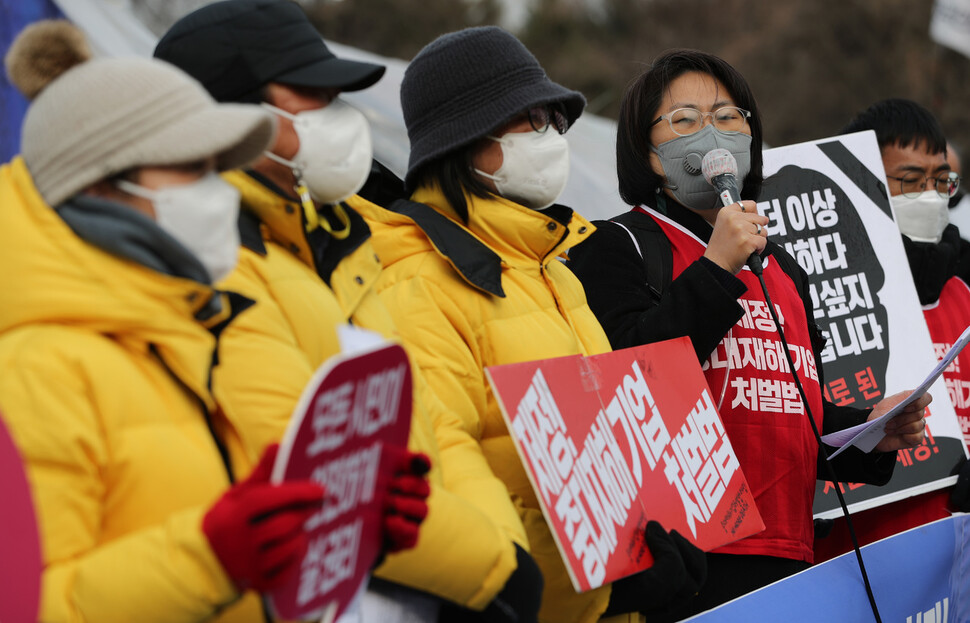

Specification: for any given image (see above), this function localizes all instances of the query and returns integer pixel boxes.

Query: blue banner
[1,0,64,163]
[688,514,970,622]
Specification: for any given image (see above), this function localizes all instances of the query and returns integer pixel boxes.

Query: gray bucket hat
[20,57,275,207]
[5,19,275,207]
[401,26,586,188]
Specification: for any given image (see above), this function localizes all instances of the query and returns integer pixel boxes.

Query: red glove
[383,449,431,553]
[203,444,324,592]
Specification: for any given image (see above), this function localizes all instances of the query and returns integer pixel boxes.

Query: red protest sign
[0,414,41,623]
[268,343,413,622]
[486,337,764,593]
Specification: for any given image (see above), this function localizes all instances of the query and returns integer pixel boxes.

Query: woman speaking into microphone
[567,48,929,617]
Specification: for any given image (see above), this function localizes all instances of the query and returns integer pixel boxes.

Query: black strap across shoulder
[609,210,672,304]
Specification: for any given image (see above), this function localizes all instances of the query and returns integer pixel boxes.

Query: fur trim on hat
[5,20,92,101]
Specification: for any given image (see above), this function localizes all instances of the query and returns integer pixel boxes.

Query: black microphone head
[701,148,738,185]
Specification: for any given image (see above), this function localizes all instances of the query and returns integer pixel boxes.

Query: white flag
[931,0,970,60]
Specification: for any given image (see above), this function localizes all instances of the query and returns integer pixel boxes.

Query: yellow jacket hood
[0,158,225,403]
[352,183,597,297]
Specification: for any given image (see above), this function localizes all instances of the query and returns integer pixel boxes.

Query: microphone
[702,148,762,275]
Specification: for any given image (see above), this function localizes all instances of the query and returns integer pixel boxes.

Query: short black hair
[841,98,947,155]
[409,143,495,223]
[616,49,764,206]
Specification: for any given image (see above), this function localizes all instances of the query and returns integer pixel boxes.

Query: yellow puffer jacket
[0,158,259,622]
[352,185,616,623]
[214,171,527,609]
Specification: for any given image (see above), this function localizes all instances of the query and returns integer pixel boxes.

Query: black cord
[753,268,883,623]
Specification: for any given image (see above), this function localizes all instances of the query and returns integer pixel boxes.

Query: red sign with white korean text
[0,414,41,623]
[268,343,412,622]
[486,338,765,593]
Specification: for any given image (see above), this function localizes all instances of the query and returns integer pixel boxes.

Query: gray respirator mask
[651,125,753,210]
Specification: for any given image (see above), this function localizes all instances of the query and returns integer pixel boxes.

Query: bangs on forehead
[655,67,736,117]
[891,135,947,157]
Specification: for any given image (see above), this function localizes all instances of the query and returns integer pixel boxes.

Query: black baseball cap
[155,0,385,103]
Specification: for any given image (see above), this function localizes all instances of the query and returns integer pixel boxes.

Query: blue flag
[1,0,64,163]
[689,514,970,622]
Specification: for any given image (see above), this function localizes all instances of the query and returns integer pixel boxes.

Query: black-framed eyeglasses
[886,170,961,199]
[650,106,751,137]
[527,104,569,135]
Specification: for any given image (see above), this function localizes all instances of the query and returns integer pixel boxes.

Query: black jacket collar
[387,198,505,298]
[653,194,718,243]
[236,170,371,287]
[904,224,961,305]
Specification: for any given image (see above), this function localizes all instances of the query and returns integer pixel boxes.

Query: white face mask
[475,129,570,210]
[262,98,373,205]
[118,172,241,283]
[891,190,950,244]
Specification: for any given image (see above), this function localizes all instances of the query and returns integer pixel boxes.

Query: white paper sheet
[822,323,970,459]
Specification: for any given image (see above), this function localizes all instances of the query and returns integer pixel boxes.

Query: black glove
[603,520,707,617]
[951,457,970,512]
[814,518,835,539]
[438,543,543,623]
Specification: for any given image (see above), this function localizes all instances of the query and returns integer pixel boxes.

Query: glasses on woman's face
[887,170,961,199]
[650,106,751,137]
[527,105,569,134]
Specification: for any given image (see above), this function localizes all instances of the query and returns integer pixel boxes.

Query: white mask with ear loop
[261,98,373,206]
[117,172,241,283]
[475,129,571,210]
[892,190,950,244]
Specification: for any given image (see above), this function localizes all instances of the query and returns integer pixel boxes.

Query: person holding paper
[353,26,708,623]
[815,99,970,562]
[154,1,540,620]
[0,20,332,622]
[567,49,929,616]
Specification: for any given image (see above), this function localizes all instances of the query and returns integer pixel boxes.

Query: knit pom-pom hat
[5,20,276,206]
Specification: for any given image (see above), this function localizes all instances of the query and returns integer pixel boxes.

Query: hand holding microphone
[701,149,767,275]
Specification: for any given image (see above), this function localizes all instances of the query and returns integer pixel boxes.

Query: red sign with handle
[268,342,413,622]
[486,338,765,593]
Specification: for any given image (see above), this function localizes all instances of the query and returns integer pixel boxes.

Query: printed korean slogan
[758,131,969,519]
[486,338,765,593]
[268,343,413,622]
